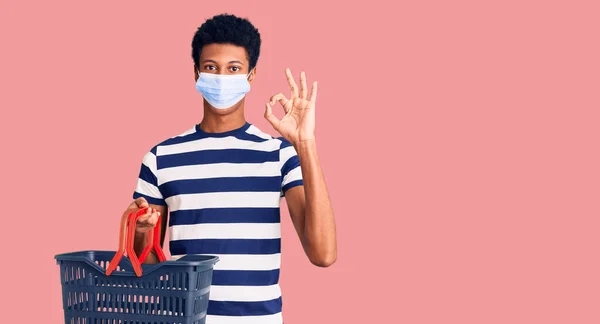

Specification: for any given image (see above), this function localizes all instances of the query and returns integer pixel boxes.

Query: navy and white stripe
[133,122,303,324]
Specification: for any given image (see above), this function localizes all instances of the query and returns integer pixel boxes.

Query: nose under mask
[195,72,251,109]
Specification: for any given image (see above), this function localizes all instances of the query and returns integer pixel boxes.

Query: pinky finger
[309,81,318,102]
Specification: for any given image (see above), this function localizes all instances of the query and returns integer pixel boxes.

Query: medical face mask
[195,72,251,109]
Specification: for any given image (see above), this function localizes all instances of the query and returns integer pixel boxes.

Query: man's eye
[231,66,240,72]
[205,65,216,70]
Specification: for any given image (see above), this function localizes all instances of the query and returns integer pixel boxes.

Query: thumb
[264,102,280,131]
[134,197,149,208]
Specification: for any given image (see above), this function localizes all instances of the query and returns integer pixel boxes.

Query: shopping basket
[55,207,219,324]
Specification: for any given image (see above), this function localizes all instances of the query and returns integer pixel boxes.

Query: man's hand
[123,197,161,234]
[265,68,318,146]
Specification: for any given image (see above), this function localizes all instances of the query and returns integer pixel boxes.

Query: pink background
[1,1,599,323]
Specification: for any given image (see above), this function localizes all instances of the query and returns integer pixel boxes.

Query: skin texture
[131,43,337,267]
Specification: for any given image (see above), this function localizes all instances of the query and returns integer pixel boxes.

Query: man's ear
[248,67,257,84]
[193,65,199,81]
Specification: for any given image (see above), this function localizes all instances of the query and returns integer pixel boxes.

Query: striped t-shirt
[132,122,303,324]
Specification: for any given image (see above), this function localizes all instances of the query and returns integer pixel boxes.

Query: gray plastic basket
[55,250,219,324]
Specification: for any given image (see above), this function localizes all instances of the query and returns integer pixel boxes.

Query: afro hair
[191,14,262,71]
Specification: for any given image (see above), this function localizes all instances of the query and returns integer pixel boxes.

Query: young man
[126,14,336,323]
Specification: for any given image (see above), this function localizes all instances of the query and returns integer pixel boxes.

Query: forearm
[294,139,337,266]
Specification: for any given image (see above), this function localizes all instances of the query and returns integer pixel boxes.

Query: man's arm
[130,146,168,264]
[264,68,336,267]
[285,139,337,267]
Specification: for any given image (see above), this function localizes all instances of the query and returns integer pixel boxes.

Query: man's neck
[199,103,247,133]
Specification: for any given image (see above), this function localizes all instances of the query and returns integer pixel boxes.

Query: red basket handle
[106,207,167,277]
[139,211,167,263]
[104,210,132,276]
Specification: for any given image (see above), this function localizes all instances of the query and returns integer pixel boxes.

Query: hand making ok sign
[265,68,318,146]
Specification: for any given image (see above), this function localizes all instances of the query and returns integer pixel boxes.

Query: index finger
[285,68,299,98]
[138,208,160,222]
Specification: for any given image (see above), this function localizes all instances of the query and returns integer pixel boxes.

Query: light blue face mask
[195,72,251,109]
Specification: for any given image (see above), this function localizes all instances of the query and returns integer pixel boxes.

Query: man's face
[194,43,256,113]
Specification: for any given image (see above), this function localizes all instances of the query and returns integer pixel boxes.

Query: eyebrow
[201,59,244,65]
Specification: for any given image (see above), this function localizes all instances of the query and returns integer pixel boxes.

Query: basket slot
[120,295,125,314]
[177,295,182,316]
[165,296,170,316]
[176,296,182,316]
[149,295,155,315]
[196,272,202,290]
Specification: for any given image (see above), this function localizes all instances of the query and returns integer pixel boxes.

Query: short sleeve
[279,138,304,196]
[132,146,167,206]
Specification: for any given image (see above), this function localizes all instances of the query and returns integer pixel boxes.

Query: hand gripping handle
[106,207,167,277]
